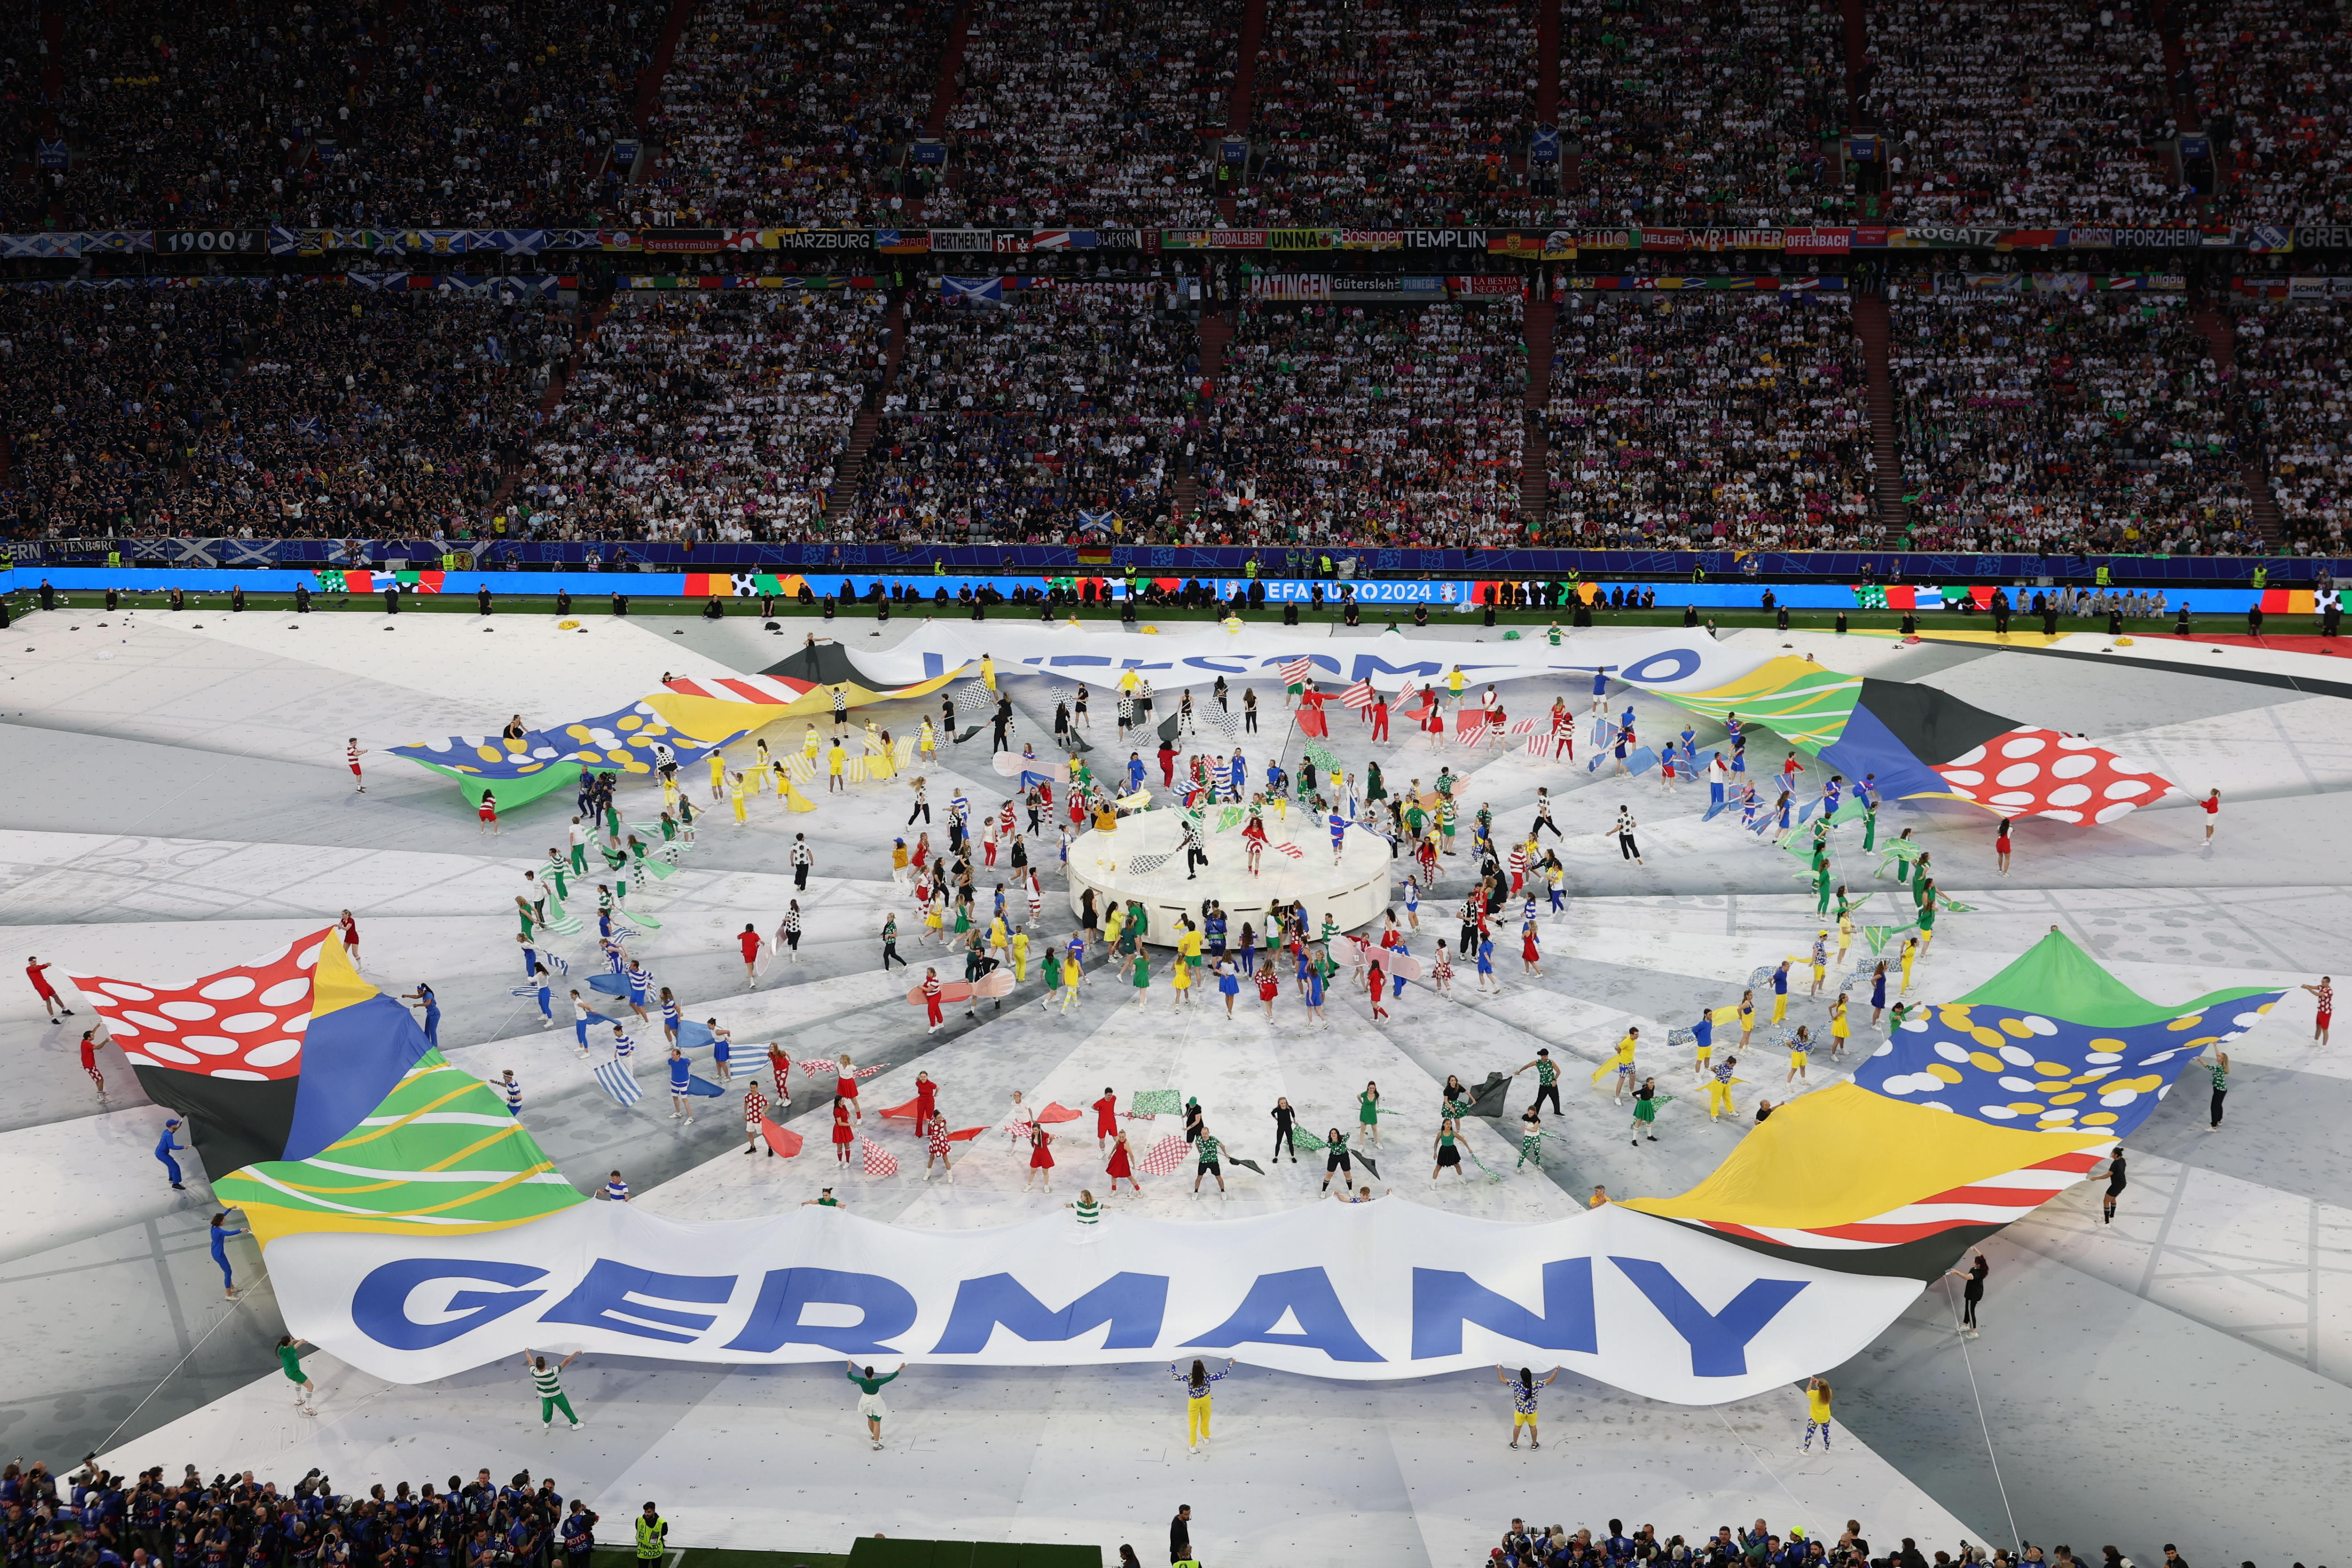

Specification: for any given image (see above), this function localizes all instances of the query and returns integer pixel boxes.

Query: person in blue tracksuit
[208,1212,246,1298]
[402,982,440,1046]
[156,1117,190,1190]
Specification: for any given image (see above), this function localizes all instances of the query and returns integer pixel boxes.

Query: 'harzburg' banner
[274,1198,1921,1403]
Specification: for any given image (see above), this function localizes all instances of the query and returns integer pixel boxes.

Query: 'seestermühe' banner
[273,1197,1921,1403]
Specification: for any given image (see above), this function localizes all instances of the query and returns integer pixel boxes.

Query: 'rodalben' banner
[272,1197,1921,1402]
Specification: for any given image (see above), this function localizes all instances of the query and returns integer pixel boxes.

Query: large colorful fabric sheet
[391,697,759,799]
[658,640,958,725]
[1628,933,2282,1278]
[69,931,435,1183]
[1855,936,2281,1135]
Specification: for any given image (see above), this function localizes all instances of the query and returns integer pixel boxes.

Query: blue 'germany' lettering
[1609,1257,1807,1376]
[1182,1266,1385,1361]
[1409,1259,1597,1359]
[725,1267,919,1355]
[538,1259,734,1344]
[352,1259,549,1350]
[930,1271,1169,1353]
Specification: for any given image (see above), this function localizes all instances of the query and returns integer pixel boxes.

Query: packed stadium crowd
[0,284,556,540]
[2185,0,2352,227]
[1866,0,2194,228]
[850,284,1192,541]
[1542,292,1873,550]
[1887,289,2259,555]
[1239,0,1538,229]
[1208,297,1527,546]
[644,0,946,231]
[522,289,887,541]
[2234,298,2352,555]
[929,0,1232,230]
[40,0,662,232]
[10,1,2352,558]
[1559,0,1847,228]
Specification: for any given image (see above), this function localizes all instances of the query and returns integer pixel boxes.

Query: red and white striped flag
[1273,841,1304,859]
[860,1138,899,1177]
[1279,657,1313,686]
[1341,678,1376,709]
[1139,1135,1192,1176]
[1457,719,1489,746]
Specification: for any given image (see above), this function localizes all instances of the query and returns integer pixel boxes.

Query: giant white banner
[275,1197,1920,1404]
[871,623,1778,699]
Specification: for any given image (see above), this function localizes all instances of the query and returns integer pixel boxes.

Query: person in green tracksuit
[847,1360,904,1449]
[524,1349,584,1429]
[1815,864,1833,916]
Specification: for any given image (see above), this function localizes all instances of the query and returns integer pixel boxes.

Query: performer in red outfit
[1106,1129,1138,1192]
[831,1098,855,1164]
[1093,1087,1119,1152]
[922,968,944,1032]
[1024,1124,1056,1192]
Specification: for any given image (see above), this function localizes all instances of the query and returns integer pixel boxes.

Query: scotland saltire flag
[941,277,1005,309]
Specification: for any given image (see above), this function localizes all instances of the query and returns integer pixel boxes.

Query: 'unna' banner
[273,1197,1921,1404]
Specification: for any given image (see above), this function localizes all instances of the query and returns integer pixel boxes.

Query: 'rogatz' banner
[276,1197,1921,1403]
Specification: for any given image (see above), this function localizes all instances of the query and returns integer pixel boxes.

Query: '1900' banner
[274,1198,1920,1404]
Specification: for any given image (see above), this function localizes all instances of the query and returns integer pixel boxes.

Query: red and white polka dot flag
[1930,728,2174,825]
[67,930,326,1082]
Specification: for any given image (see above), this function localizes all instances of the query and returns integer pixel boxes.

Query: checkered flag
[1139,1135,1192,1176]
[1128,1089,1183,1116]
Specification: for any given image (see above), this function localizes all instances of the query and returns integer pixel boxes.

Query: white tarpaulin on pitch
[274,1196,1920,1404]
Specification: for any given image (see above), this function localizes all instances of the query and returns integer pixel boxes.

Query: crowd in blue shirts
[4,1461,599,1568]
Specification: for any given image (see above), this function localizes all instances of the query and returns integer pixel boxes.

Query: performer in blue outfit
[155,1117,189,1190]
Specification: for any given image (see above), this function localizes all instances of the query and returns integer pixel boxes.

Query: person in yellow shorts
[729,771,749,825]
[1836,909,1855,965]
[1170,951,1193,1009]
[826,740,847,794]
[708,751,729,802]
[1828,993,1851,1059]
[753,738,774,793]
[918,717,938,760]
[1803,1376,1833,1451]
[802,724,821,764]
[1171,1358,1230,1451]
[1785,1026,1812,1085]
[1497,1364,1558,1450]
[1737,988,1755,1048]
[1706,1055,1738,1119]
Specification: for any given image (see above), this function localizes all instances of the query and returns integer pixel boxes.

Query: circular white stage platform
[1065,806,1394,944]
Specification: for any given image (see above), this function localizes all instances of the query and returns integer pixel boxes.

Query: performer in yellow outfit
[981,653,997,692]
[1829,994,1851,1058]
[1899,935,1919,994]
[708,752,729,801]
[1011,929,1030,981]
[729,771,748,825]
[753,739,774,794]
[919,717,938,760]
[826,740,847,792]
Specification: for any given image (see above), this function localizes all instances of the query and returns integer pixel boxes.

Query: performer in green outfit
[846,1361,902,1449]
[524,1349,584,1429]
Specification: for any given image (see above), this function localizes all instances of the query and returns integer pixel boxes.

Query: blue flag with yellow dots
[1854,934,2283,1137]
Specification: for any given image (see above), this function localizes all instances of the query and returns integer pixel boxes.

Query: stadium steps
[1170,310,1234,523]
[926,0,974,138]
[1521,300,1554,533]
[1851,288,1908,541]
[637,0,700,131]
[1229,0,1267,131]
[2193,301,2284,545]
[822,295,908,525]
[485,301,612,520]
